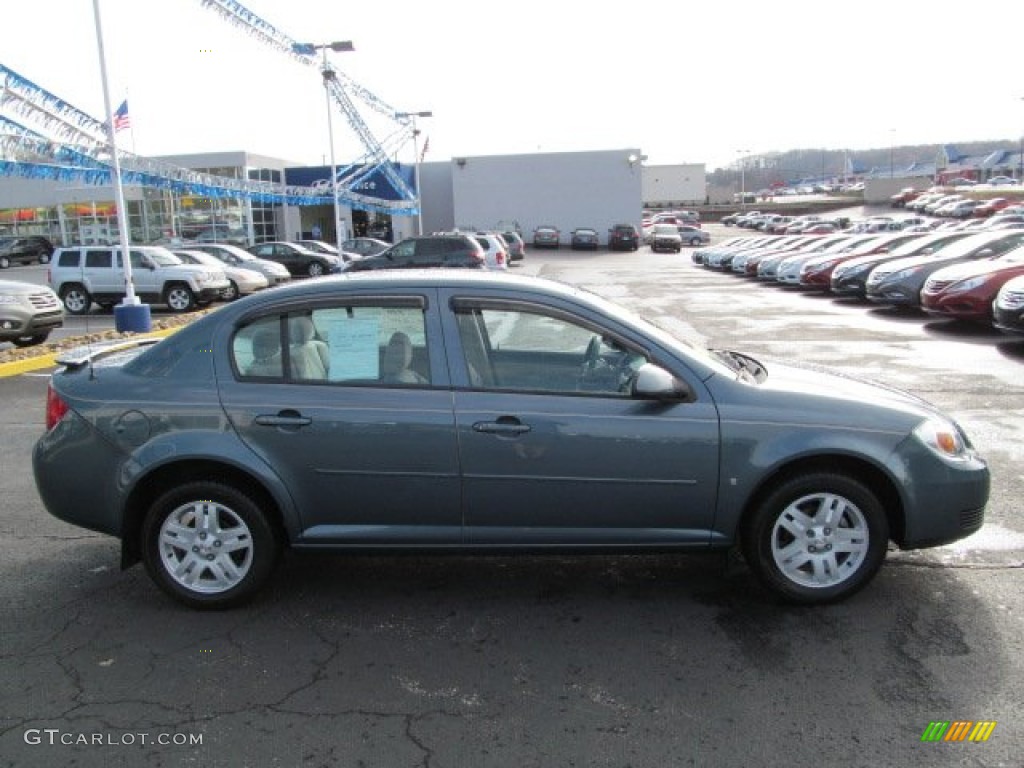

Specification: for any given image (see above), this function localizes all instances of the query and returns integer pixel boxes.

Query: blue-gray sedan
[34,271,989,608]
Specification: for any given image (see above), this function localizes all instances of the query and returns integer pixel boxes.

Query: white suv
[49,245,230,314]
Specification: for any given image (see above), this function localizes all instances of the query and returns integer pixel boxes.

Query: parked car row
[693,228,1024,334]
[532,222,699,251]
[722,211,844,235]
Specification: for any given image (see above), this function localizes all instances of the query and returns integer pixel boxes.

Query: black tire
[12,332,50,348]
[39,253,50,264]
[690,238,702,246]
[223,280,240,301]
[141,480,281,609]
[60,284,92,315]
[741,472,889,604]
[0,256,9,269]
[164,283,196,313]
[307,261,325,278]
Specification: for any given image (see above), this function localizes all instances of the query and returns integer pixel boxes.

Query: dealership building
[0,148,707,248]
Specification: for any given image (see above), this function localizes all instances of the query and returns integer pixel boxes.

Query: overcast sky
[3,0,1022,171]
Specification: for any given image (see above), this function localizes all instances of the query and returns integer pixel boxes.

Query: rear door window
[84,250,113,268]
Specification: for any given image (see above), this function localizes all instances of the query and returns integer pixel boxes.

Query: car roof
[233,270,586,308]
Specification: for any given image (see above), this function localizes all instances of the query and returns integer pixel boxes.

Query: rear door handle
[254,410,312,428]
[472,417,531,436]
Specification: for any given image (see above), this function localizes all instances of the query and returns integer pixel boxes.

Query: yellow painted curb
[0,326,182,378]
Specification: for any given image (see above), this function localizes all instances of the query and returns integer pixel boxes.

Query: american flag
[113,100,130,132]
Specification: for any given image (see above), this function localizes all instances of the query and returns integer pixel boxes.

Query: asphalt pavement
[2,216,1023,767]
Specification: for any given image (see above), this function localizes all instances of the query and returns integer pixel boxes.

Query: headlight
[945,276,987,294]
[888,267,922,282]
[804,258,838,274]
[913,418,972,463]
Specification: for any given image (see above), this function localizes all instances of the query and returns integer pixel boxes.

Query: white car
[173,249,269,301]
[186,243,292,286]
[471,233,510,271]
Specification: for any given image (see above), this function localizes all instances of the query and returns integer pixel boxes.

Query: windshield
[572,286,739,380]
[145,247,183,266]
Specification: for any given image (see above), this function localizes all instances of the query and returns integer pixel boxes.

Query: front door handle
[254,410,312,428]
[472,416,531,436]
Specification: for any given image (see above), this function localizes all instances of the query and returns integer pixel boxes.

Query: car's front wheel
[141,481,281,609]
[307,261,325,277]
[11,332,50,347]
[0,256,9,269]
[741,472,889,604]
[164,283,196,313]
[690,238,703,246]
[223,280,240,301]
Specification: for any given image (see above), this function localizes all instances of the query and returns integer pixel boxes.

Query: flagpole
[92,0,150,332]
[126,90,136,154]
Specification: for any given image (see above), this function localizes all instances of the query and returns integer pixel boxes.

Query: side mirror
[631,363,693,402]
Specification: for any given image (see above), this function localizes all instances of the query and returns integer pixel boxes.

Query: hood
[929,257,1019,283]
[727,356,940,430]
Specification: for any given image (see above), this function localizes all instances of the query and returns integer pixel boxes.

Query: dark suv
[344,235,486,271]
[608,224,639,252]
[0,236,55,268]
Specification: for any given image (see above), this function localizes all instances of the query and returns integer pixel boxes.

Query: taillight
[45,383,69,431]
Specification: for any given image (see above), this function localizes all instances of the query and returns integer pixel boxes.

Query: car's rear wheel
[38,253,50,264]
[690,238,702,246]
[61,284,92,315]
[741,472,888,604]
[164,283,196,313]
[0,256,10,269]
[307,261,325,277]
[141,481,280,609]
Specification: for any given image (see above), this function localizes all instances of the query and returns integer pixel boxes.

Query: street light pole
[396,111,432,235]
[292,40,354,255]
[92,0,150,332]
[889,128,896,179]
[737,149,750,208]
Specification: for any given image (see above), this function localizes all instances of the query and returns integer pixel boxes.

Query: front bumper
[993,305,1024,334]
[0,308,63,339]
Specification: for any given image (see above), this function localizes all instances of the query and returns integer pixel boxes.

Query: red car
[920,246,1024,322]
[973,198,1011,217]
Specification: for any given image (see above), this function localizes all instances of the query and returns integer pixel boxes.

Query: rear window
[56,250,81,267]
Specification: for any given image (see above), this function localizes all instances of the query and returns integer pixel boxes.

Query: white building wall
[451,149,643,245]
[642,164,706,206]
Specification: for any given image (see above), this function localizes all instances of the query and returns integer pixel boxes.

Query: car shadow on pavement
[920,318,1007,341]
